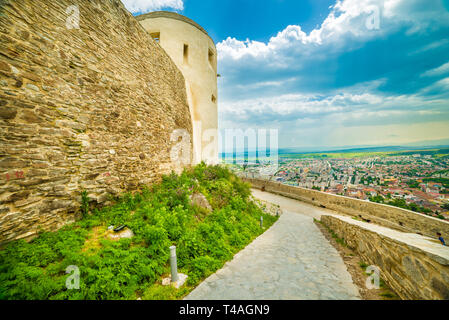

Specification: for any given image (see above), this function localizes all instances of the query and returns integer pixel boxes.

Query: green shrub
[81,190,89,218]
[0,164,278,300]
[359,261,369,270]
[142,284,179,300]
[186,256,222,285]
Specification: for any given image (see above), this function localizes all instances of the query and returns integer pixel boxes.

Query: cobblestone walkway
[185,208,361,300]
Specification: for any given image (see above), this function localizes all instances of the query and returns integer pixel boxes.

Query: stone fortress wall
[0,0,193,245]
[137,11,219,165]
[244,177,449,299]
[321,215,449,300]
[244,177,449,237]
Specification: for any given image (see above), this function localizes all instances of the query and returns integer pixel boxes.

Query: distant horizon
[277,143,449,154]
[219,142,449,156]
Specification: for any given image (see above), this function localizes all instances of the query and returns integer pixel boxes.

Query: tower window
[150,32,160,43]
[183,44,189,64]
[211,94,217,103]
[208,48,214,67]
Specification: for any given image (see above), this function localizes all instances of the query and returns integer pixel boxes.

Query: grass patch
[80,190,89,218]
[142,283,189,300]
[315,219,346,247]
[359,261,369,270]
[380,291,398,299]
[0,164,278,300]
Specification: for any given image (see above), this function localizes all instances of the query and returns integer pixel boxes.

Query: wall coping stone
[326,214,449,264]
[135,11,215,45]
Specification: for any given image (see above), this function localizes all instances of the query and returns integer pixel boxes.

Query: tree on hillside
[369,195,384,203]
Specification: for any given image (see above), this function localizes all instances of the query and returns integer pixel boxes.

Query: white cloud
[217,0,449,62]
[418,77,449,95]
[234,78,298,91]
[421,62,449,77]
[121,0,183,13]
[220,86,448,128]
[217,0,380,61]
[221,91,384,121]
[410,39,449,55]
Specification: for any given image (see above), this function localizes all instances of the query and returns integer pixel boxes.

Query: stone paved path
[251,188,335,220]
[185,199,361,300]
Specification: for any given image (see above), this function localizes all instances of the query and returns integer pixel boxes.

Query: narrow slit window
[150,32,160,43]
[208,48,214,67]
[183,44,189,64]
[211,94,217,103]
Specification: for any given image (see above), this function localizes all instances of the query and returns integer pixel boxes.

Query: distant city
[224,146,449,221]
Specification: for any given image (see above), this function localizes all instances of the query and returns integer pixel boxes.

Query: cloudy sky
[123,0,449,150]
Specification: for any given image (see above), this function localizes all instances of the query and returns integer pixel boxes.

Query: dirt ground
[314,220,400,300]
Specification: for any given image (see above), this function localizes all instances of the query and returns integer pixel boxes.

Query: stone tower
[137,11,219,165]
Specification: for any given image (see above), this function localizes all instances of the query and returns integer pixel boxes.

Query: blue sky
[123,0,449,150]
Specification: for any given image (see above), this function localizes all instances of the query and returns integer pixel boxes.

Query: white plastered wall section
[138,16,218,165]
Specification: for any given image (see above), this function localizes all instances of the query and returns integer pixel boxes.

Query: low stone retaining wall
[252,197,282,217]
[243,178,449,239]
[321,215,449,300]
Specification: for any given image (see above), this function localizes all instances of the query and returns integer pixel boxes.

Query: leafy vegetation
[80,190,90,218]
[0,164,277,300]
[314,219,346,246]
[406,180,420,189]
[422,178,449,188]
[359,261,369,269]
[369,195,431,214]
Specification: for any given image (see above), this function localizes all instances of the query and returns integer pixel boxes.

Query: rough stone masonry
[0,0,193,245]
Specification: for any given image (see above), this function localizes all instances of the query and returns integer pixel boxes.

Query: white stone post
[170,246,179,283]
